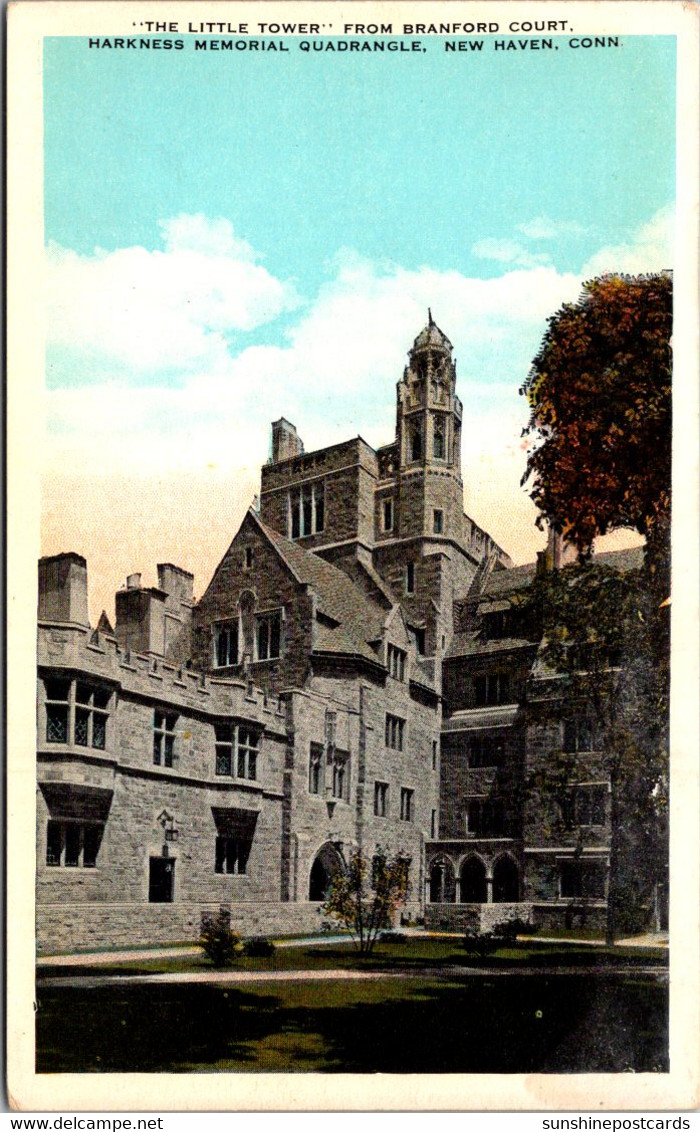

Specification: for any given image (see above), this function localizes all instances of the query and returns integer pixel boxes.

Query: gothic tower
[392,311,465,545]
[397,310,462,479]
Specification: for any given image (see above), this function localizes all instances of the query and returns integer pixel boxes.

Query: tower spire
[428,307,434,327]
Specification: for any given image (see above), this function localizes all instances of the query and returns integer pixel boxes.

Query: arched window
[493,856,519,903]
[433,418,445,459]
[460,856,487,903]
[411,425,422,462]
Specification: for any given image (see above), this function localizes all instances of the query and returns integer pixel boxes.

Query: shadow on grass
[36,974,668,1074]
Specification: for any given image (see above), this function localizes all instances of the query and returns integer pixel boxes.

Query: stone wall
[191,510,314,694]
[424,902,533,933]
[260,438,378,553]
[36,900,329,955]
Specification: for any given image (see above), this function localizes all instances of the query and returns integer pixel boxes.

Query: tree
[520,272,672,586]
[522,559,669,943]
[519,273,671,942]
[321,847,410,954]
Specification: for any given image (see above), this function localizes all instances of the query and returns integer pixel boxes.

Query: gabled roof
[254,514,389,662]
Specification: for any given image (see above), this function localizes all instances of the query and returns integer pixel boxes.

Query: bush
[463,918,538,960]
[491,917,538,943]
[462,928,501,960]
[199,909,240,967]
[242,936,276,958]
[379,931,407,944]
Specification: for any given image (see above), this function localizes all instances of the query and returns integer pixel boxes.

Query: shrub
[242,936,276,958]
[199,909,240,967]
[491,917,538,943]
[463,918,538,959]
[379,931,407,944]
[462,928,501,960]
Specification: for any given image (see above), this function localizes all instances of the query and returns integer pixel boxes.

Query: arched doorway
[429,858,455,903]
[309,841,344,902]
[460,856,487,903]
[493,855,519,903]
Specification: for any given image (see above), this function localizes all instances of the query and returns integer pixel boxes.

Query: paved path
[38,961,668,989]
[37,935,354,967]
[37,929,668,968]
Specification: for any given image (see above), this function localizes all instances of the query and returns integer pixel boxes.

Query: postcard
[6,0,700,1113]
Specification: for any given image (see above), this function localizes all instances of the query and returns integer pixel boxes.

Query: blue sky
[45,37,674,287]
[41,33,676,616]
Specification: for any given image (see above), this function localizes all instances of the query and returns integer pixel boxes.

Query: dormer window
[388,644,406,681]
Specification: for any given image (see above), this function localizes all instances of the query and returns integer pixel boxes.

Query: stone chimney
[115,573,167,657]
[538,527,579,574]
[270,418,304,464]
[38,553,90,626]
[157,563,195,664]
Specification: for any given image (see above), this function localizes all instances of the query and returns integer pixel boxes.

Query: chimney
[541,527,579,573]
[270,418,304,464]
[115,573,166,657]
[38,553,90,626]
[157,564,195,665]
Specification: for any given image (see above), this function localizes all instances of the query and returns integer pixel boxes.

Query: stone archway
[308,841,345,902]
[493,854,519,903]
[429,857,455,903]
[460,855,487,903]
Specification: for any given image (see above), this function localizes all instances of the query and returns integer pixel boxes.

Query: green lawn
[37,936,667,980]
[36,972,668,1073]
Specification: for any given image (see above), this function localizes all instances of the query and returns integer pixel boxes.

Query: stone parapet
[424,902,533,933]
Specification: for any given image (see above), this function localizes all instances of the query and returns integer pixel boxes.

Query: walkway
[37,962,668,989]
[37,934,354,967]
[37,929,668,968]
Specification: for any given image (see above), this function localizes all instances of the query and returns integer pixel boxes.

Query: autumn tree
[520,274,671,942]
[321,847,410,954]
[520,272,672,591]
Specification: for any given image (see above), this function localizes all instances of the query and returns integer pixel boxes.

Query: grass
[36,973,668,1074]
[37,936,668,980]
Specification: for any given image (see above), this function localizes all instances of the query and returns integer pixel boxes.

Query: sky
[41,33,676,622]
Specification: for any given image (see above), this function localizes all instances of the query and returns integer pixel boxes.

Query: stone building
[36,315,644,952]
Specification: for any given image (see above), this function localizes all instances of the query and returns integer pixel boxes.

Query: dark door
[149,857,174,903]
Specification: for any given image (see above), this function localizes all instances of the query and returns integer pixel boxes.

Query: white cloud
[44,250,583,484]
[517,216,585,240]
[159,213,259,260]
[42,205,672,589]
[581,205,674,277]
[45,215,300,377]
[471,237,551,269]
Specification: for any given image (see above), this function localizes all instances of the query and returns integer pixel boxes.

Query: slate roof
[449,544,645,659]
[480,545,644,599]
[256,516,388,663]
[412,312,453,352]
[447,635,537,659]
